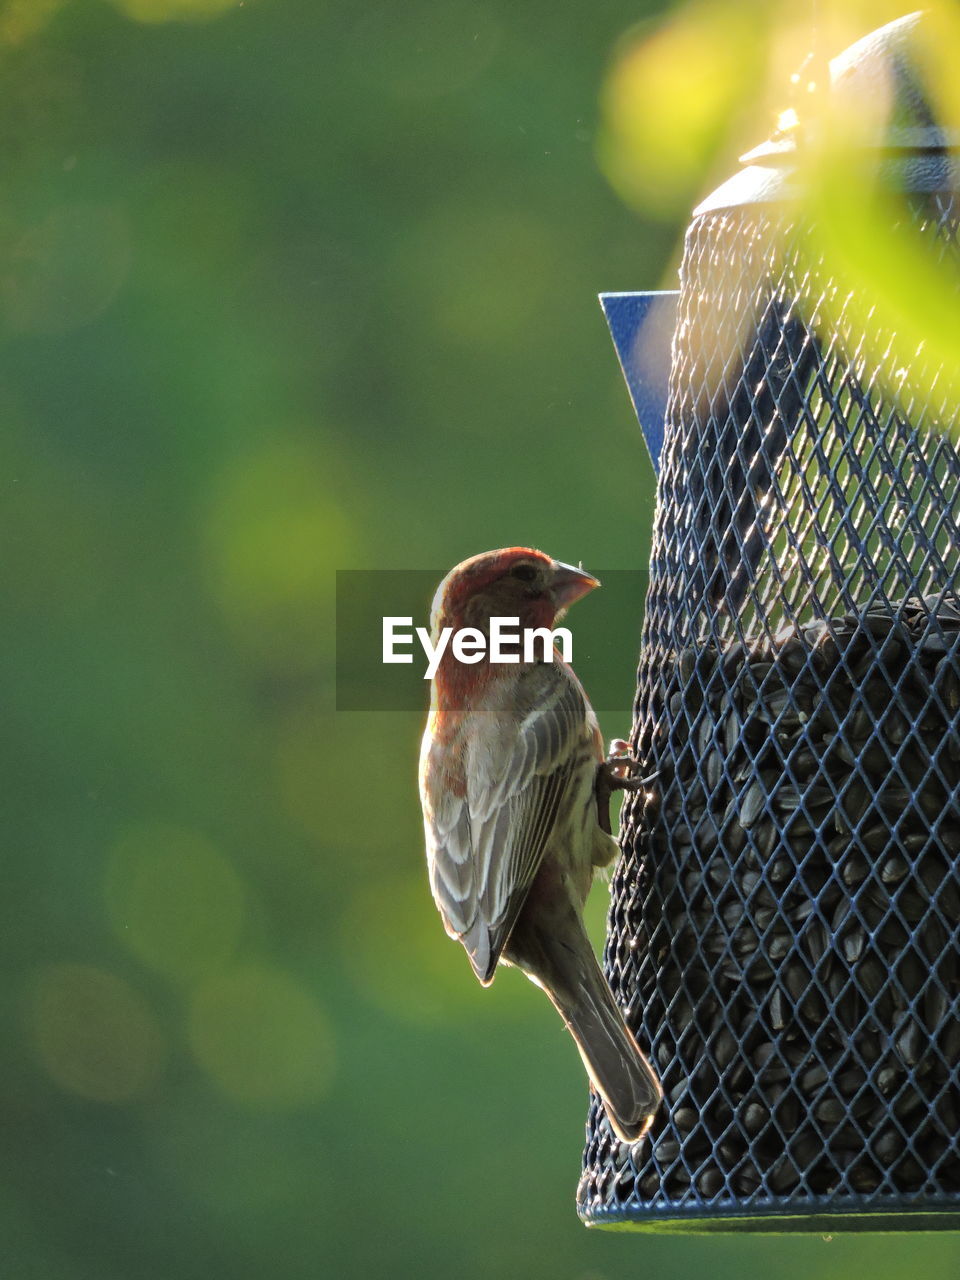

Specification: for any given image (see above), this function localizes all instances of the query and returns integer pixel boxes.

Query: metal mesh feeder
[580,13,960,1232]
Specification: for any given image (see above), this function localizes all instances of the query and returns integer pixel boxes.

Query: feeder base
[584,1204,960,1234]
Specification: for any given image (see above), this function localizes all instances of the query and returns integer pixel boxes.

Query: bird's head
[431,547,600,634]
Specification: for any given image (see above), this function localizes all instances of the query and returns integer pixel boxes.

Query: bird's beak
[550,561,601,611]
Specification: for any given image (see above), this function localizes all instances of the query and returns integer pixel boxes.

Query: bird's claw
[595,748,658,832]
[603,740,659,790]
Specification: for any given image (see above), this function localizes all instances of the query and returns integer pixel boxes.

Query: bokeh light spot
[105,824,245,983]
[29,964,166,1102]
[3,203,131,334]
[598,0,768,217]
[189,964,335,1107]
[205,435,357,672]
[0,0,65,46]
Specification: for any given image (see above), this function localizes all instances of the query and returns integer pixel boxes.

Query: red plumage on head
[431,547,553,628]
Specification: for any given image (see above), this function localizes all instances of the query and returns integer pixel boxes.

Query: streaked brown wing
[421,662,596,984]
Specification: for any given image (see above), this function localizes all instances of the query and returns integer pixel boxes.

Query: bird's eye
[510,564,539,583]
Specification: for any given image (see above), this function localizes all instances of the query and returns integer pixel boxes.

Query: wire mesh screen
[579,194,960,1231]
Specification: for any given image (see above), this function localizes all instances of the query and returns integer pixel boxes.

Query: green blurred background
[5,0,960,1276]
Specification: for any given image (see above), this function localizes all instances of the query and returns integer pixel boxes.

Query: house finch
[418,546,662,1141]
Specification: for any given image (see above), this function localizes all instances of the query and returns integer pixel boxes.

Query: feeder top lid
[695,10,960,216]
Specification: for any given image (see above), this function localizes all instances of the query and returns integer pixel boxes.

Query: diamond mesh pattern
[579,195,960,1230]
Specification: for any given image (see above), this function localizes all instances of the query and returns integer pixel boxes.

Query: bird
[418,546,662,1142]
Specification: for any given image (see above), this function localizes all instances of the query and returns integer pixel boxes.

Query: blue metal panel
[600,291,678,475]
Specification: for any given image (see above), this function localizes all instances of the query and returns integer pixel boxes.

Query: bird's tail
[517,913,662,1143]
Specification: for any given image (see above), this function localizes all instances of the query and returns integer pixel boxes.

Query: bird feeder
[579,12,960,1232]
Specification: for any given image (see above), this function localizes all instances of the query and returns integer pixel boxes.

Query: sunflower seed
[697,1168,724,1196]
[609,604,960,1209]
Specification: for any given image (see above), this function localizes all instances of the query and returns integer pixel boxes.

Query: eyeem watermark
[336,569,645,712]
[383,616,573,679]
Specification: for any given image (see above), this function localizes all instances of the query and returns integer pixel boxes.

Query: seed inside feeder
[587,598,960,1208]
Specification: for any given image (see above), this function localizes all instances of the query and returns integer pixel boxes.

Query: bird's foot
[595,745,658,832]
[603,740,658,791]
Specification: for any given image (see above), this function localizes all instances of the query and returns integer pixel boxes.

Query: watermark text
[383,616,573,679]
